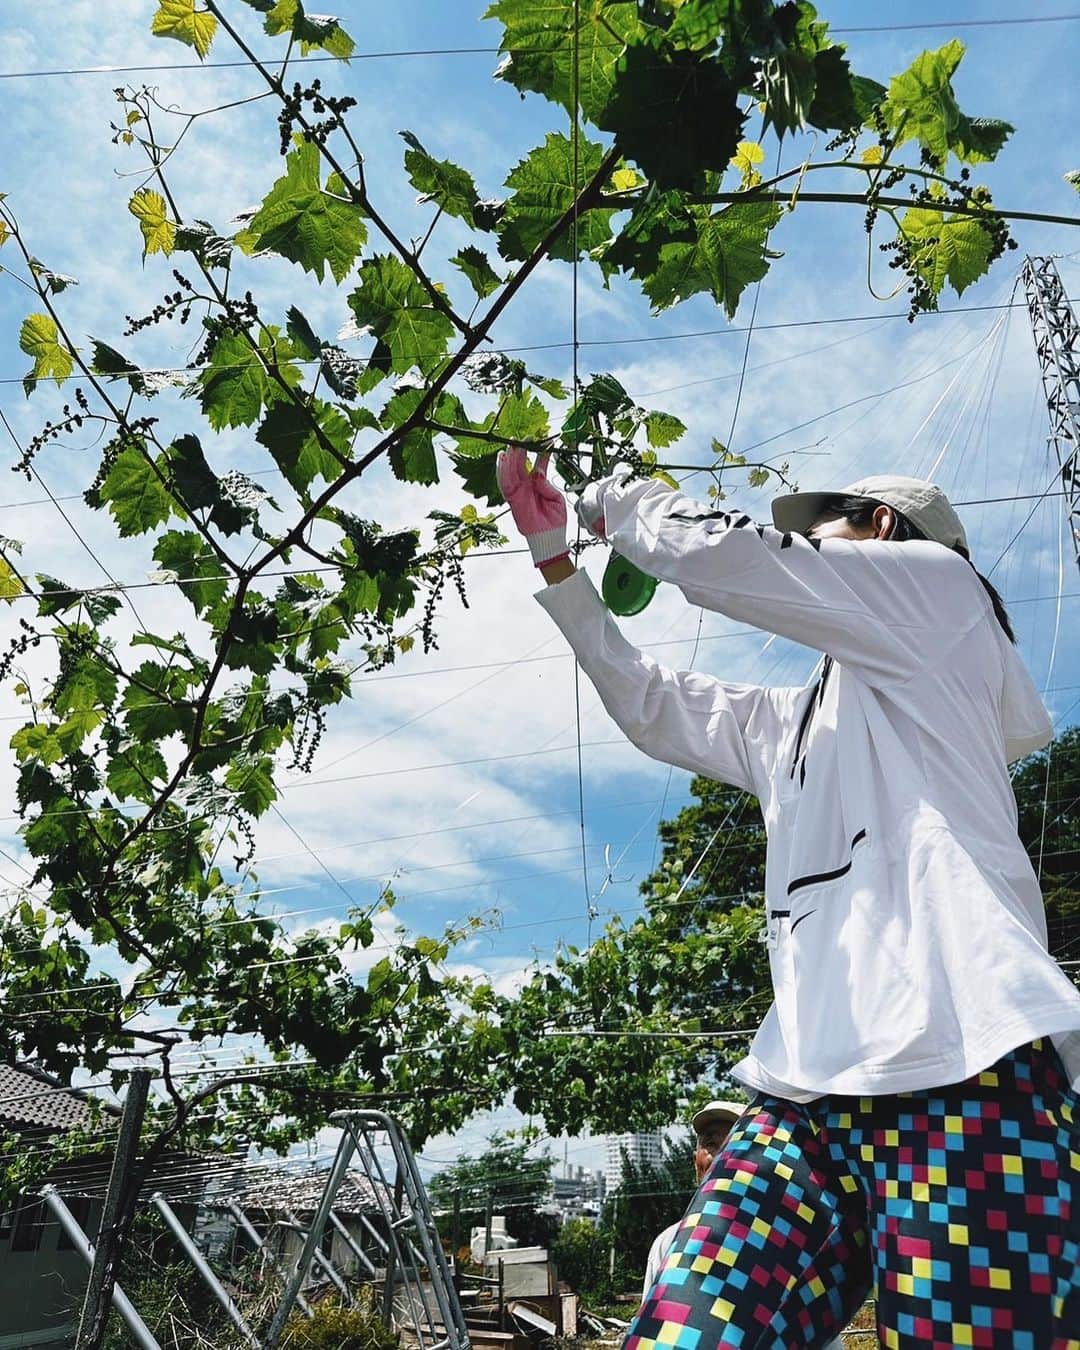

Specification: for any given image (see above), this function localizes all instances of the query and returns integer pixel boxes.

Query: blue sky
[0,3,1078,1179]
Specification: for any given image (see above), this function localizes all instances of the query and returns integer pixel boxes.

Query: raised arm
[580,473,988,687]
[537,568,775,794]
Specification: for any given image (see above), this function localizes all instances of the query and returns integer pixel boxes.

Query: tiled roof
[234,1166,391,1216]
[0,1062,101,1133]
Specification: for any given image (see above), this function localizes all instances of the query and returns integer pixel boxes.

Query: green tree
[551,1216,618,1300]
[604,1135,700,1286]
[1014,725,1080,972]
[427,1133,556,1250]
[0,0,1056,1314]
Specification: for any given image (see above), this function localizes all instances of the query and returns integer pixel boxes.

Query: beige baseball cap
[771,474,967,552]
[690,1099,746,1134]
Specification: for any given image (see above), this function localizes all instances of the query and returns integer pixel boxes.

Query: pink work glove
[497,446,571,568]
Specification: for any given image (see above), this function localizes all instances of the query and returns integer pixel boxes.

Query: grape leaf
[450,451,502,506]
[0,557,23,602]
[498,133,615,263]
[225,756,278,816]
[899,206,993,299]
[596,42,744,190]
[451,246,502,300]
[401,132,479,225]
[151,0,218,59]
[644,412,687,449]
[256,401,348,494]
[163,435,251,535]
[491,390,550,442]
[194,326,301,430]
[485,0,644,122]
[90,443,178,538]
[883,41,1013,166]
[346,255,454,375]
[262,0,354,57]
[152,531,228,616]
[245,141,365,283]
[619,200,783,317]
[129,189,176,260]
[19,314,74,394]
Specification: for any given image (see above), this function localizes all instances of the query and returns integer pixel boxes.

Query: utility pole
[1023,255,1080,570]
[77,1068,151,1350]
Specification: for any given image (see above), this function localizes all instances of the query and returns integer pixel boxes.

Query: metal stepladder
[262,1110,470,1350]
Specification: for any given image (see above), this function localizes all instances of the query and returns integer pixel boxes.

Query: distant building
[604,1132,662,1193]
[549,1162,605,1221]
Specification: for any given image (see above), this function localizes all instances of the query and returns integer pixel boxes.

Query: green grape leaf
[194,325,301,430]
[11,724,64,767]
[52,653,118,717]
[380,386,446,485]
[106,739,168,803]
[401,131,480,225]
[883,41,1013,166]
[498,132,615,263]
[19,314,74,394]
[90,339,140,381]
[163,434,249,536]
[807,48,885,132]
[285,306,323,359]
[0,556,23,602]
[225,756,278,817]
[152,530,228,617]
[35,576,121,623]
[957,117,1014,164]
[491,390,550,442]
[899,206,993,299]
[256,401,347,494]
[263,0,354,57]
[174,219,233,269]
[121,661,191,740]
[644,411,687,449]
[596,43,744,190]
[245,141,365,283]
[485,0,644,122]
[90,443,178,538]
[622,201,782,317]
[451,451,502,506]
[451,246,502,300]
[151,0,218,59]
[346,256,454,375]
[128,188,176,260]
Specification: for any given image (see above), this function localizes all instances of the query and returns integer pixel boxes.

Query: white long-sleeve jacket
[536,474,1080,1101]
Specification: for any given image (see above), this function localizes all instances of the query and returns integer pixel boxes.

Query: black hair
[814,495,1015,644]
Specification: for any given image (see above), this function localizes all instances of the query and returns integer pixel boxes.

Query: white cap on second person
[690,1099,747,1133]
[771,474,967,552]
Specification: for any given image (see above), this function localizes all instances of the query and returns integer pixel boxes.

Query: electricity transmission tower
[1023,255,1080,570]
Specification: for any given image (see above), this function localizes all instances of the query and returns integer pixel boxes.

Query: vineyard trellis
[0,3,1078,1345]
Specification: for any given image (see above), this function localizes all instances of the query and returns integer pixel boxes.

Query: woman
[497,448,1080,1348]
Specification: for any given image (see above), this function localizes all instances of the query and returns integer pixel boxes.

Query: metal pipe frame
[151,1193,259,1350]
[40,1186,162,1350]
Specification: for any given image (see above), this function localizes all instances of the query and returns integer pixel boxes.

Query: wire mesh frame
[332,1110,471,1350]
[1024,255,1080,570]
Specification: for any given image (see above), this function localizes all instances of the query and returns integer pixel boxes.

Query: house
[0,1062,112,1350]
[227,1164,394,1283]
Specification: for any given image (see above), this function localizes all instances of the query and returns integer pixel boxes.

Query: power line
[2,300,1073,399]
[0,15,1077,80]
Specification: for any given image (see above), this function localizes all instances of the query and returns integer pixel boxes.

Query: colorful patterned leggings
[625,1041,1080,1349]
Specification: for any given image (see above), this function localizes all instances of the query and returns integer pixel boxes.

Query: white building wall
[603,1132,663,1192]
